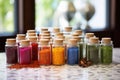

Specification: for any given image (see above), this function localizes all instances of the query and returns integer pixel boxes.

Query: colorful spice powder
[5,46,18,64]
[31,43,38,60]
[38,47,51,65]
[8,61,40,69]
[52,47,65,65]
[67,47,79,65]
[19,47,32,64]
[101,46,112,64]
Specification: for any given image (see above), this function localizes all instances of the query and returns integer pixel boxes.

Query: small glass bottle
[87,37,100,64]
[52,27,60,37]
[29,36,38,61]
[38,39,51,65]
[67,39,79,65]
[72,36,84,60]
[52,39,65,65]
[101,38,113,64]
[84,33,95,58]
[5,38,18,64]
[18,40,32,64]
[63,26,72,44]
[16,34,26,45]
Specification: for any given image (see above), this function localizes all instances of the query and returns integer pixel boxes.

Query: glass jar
[16,34,26,45]
[84,33,95,58]
[67,39,79,65]
[52,39,65,65]
[18,40,32,64]
[5,38,18,64]
[38,39,51,65]
[63,26,72,44]
[87,37,100,64]
[29,36,38,61]
[101,38,113,64]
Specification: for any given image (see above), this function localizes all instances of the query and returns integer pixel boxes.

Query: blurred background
[0,0,119,52]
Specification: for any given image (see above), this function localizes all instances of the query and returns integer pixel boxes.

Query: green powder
[79,43,84,60]
[87,45,100,64]
[101,45,112,64]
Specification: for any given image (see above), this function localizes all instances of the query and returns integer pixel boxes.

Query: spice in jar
[87,37,100,64]
[67,39,79,65]
[29,36,38,61]
[52,39,65,65]
[5,38,18,64]
[18,40,32,64]
[101,38,113,64]
[38,39,51,65]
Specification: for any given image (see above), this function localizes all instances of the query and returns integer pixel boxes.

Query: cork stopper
[89,37,99,44]
[16,34,26,40]
[53,27,60,33]
[40,36,51,41]
[54,39,63,45]
[72,33,79,36]
[27,30,36,33]
[69,39,78,45]
[41,27,48,32]
[42,31,50,34]
[27,33,36,36]
[6,38,16,45]
[102,38,111,44]
[20,40,30,47]
[72,36,81,42]
[29,36,38,42]
[41,33,50,38]
[64,26,72,32]
[75,30,82,35]
[85,33,94,38]
[40,39,49,45]
[55,32,63,36]
[55,36,65,40]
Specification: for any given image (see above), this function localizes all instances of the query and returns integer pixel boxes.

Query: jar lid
[64,26,72,32]
[29,36,38,42]
[85,33,94,38]
[75,30,82,35]
[102,37,111,44]
[55,32,63,36]
[27,33,36,36]
[20,40,30,47]
[53,27,60,33]
[27,30,36,33]
[16,34,26,40]
[69,39,77,45]
[72,33,79,36]
[89,37,99,44]
[40,39,49,45]
[6,38,16,45]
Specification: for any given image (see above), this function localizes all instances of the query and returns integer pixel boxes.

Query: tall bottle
[5,38,18,64]
[101,38,113,64]
[87,37,100,64]
[67,39,79,65]
[38,39,51,65]
[18,40,32,64]
[52,39,65,65]
[29,36,38,61]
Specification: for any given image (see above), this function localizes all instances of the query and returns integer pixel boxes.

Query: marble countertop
[0,48,120,80]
